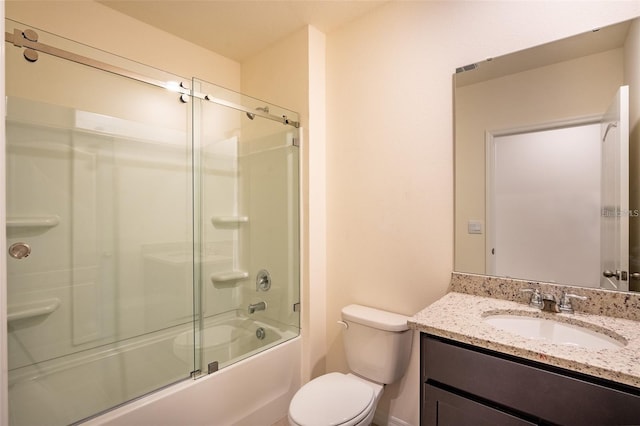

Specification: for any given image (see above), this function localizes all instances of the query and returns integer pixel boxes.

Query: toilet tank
[341,304,413,384]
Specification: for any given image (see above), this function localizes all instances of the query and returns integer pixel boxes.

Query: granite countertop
[409,281,640,389]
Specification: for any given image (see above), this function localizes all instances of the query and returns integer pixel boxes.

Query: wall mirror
[454,18,640,292]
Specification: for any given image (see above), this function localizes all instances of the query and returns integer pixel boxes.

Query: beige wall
[326,2,639,424]
[5,0,240,90]
[455,49,624,274]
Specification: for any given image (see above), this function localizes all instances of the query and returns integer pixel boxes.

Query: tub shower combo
[5,19,300,425]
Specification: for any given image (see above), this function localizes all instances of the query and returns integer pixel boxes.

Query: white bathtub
[86,335,301,426]
[173,316,286,368]
[8,313,300,426]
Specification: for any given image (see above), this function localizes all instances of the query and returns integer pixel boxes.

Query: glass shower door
[193,78,300,374]
[5,19,198,425]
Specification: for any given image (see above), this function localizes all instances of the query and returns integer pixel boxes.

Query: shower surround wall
[237,117,300,329]
[4,16,301,426]
[5,21,196,370]
[3,22,199,419]
[6,97,196,424]
[196,78,300,336]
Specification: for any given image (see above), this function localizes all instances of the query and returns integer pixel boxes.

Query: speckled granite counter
[409,273,640,388]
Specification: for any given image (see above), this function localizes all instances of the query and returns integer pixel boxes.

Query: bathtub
[172,315,287,369]
[86,337,301,426]
[8,312,300,426]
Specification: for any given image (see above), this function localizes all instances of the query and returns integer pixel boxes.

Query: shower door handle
[9,242,31,259]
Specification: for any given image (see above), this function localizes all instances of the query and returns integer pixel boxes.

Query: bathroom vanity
[421,335,640,425]
[410,273,640,426]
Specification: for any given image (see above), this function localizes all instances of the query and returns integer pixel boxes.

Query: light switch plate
[468,220,483,234]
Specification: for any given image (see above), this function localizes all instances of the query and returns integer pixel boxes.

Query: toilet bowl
[288,304,412,426]
[288,373,383,426]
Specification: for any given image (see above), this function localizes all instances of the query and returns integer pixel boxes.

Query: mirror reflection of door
[487,123,601,287]
[486,85,629,288]
[601,85,630,291]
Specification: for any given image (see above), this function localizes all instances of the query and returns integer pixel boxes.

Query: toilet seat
[288,372,375,426]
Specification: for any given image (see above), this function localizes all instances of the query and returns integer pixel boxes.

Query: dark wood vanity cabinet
[421,334,640,426]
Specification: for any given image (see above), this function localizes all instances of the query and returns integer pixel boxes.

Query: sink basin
[483,314,625,350]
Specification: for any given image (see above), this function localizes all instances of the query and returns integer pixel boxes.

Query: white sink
[483,314,625,350]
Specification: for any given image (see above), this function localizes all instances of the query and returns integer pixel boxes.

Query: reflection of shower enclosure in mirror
[5,19,300,425]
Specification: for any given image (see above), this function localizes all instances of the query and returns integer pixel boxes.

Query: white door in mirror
[600,85,630,291]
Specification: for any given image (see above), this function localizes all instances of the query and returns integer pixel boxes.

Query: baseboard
[373,410,413,426]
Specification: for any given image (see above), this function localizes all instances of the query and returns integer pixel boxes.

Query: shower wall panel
[6,19,196,425]
[239,131,300,329]
[195,78,300,373]
[6,96,194,362]
[198,97,241,320]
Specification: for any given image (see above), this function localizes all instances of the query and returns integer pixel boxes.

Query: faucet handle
[559,292,587,314]
[520,288,543,309]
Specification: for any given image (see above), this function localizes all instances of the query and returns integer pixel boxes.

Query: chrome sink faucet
[541,293,560,313]
[520,288,543,309]
[521,288,587,314]
[559,292,588,314]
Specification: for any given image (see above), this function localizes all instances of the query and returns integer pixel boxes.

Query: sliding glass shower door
[193,79,300,374]
[5,19,197,425]
[5,18,301,426]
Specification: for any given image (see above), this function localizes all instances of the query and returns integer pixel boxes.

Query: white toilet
[288,304,413,426]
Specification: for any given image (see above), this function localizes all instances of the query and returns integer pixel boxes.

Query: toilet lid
[289,373,374,426]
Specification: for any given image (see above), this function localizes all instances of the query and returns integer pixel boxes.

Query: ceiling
[98,0,390,62]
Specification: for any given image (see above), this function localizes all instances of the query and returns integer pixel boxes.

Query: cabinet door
[422,335,640,425]
[423,384,536,426]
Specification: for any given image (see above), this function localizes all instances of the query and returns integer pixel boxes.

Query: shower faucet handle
[256,269,271,291]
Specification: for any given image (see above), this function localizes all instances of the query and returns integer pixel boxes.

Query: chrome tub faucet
[248,301,266,314]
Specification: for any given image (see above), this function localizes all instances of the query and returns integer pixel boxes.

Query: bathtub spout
[248,301,267,314]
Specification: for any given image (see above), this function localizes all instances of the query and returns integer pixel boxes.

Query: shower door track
[5,27,300,128]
